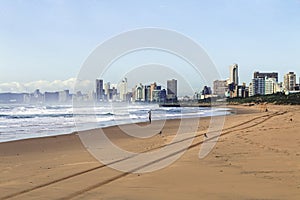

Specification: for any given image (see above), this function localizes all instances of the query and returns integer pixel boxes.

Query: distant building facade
[96,79,104,101]
[118,78,128,101]
[58,90,70,102]
[144,85,151,102]
[265,78,281,95]
[228,64,239,98]
[150,82,157,102]
[104,82,110,100]
[284,72,297,91]
[237,83,248,98]
[31,89,43,103]
[249,71,281,96]
[253,71,279,82]
[229,64,239,86]
[0,93,28,104]
[201,86,212,99]
[133,83,145,101]
[213,80,227,97]
[250,78,265,96]
[167,79,177,101]
[44,92,59,103]
[131,82,168,103]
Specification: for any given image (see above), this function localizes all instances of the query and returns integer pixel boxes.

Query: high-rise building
[229,64,239,86]
[284,72,297,91]
[160,89,167,102]
[32,89,43,103]
[87,90,95,102]
[237,83,248,98]
[133,83,144,102]
[254,71,279,82]
[228,64,239,98]
[250,77,281,96]
[150,82,157,101]
[96,79,104,101]
[104,82,110,99]
[152,89,161,102]
[167,79,177,101]
[250,78,265,96]
[44,92,59,103]
[213,80,227,97]
[118,78,128,101]
[249,83,253,97]
[58,90,70,102]
[144,85,151,102]
[265,78,277,95]
[107,86,118,101]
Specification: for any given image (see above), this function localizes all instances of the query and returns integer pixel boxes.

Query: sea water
[0,103,230,143]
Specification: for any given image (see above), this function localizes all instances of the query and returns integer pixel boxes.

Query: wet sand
[0,105,300,200]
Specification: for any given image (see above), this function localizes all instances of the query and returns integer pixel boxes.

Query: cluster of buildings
[0,89,72,104]
[0,78,179,104]
[95,78,178,103]
[1,64,299,104]
[211,64,300,99]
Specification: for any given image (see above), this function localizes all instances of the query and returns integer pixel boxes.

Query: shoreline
[1,105,299,199]
[0,105,256,144]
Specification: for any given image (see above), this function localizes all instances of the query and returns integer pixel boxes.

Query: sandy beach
[0,105,300,200]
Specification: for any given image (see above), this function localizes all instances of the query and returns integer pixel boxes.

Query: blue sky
[0,0,300,93]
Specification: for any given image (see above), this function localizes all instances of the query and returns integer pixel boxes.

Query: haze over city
[1,0,300,94]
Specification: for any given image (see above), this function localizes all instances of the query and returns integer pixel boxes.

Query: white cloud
[0,82,25,92]
[0,78,94,93]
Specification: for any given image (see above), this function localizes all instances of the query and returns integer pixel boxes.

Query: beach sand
[0,105,300,200]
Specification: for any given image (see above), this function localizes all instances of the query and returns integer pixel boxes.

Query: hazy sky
[0,0,300,93]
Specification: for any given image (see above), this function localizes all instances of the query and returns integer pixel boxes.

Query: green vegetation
[227,93,300,105]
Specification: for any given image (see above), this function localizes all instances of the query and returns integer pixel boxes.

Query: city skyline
[0,77,179,104]
[0,68,299,95]
[1,66,299,103]
[1,1,300,92]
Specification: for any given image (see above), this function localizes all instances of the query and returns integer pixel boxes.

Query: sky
[0,0,300,94]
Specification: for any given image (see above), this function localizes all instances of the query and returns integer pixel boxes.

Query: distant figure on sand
[259,102,268,112]
[148,110,152,124]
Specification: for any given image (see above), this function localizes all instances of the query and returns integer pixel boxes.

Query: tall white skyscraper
[104,82,110,96]
[229,64,239,86]
[118,78,128,101]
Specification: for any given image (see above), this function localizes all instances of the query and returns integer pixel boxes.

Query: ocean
[0,103,230,143]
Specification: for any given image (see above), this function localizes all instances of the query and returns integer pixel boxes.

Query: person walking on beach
[148,110,152,124]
